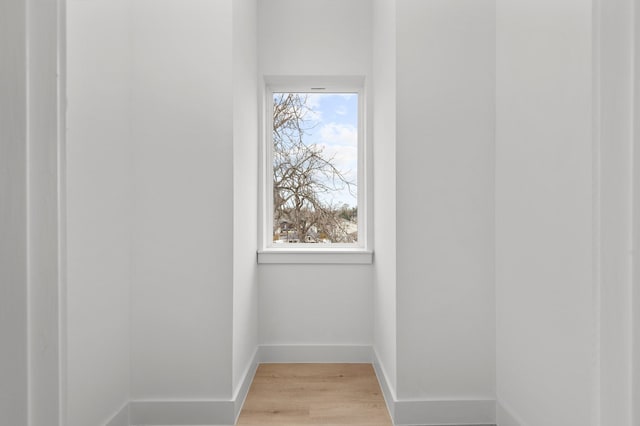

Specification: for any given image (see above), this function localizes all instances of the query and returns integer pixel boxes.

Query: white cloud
[305,93,323,109]
[335,105,348,116]
[304,93,324,123]
[317,123,358,184]
[319,122,357,147]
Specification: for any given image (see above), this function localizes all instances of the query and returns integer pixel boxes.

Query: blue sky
[299,93,358,208]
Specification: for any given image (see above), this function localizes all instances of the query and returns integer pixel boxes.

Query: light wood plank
[237,364,392,426]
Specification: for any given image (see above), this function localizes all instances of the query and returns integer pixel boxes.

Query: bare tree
[272,93,356,243]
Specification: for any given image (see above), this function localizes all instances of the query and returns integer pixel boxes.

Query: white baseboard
[129,400,234,425]
[496,400,523,426]
[258,344,373,363]
[233,348,259,422]
[105,402,130,426]
[372,349,396,420]
[373,351,495,426]
[394,399,496,426]
[121,351,260,426]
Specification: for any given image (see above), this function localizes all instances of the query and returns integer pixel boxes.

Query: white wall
[232,0,259,395]
[372,0,397,396]
[259,266,373,344]
[0,1,28,424]
[635,3,640,420]
[598,0,634,424]
[130,0,235,400]
[27,0,64,424]
[495,0,596,424]
[396,0,496,400]
[1,2,64,424]
[258,0,372,76]
[257,0,374,349]
[66,0,258,416]
[66,0,132,424]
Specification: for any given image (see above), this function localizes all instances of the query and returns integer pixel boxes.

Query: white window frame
[258,76,372,264]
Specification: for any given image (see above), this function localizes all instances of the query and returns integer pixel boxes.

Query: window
[258,76,372,264]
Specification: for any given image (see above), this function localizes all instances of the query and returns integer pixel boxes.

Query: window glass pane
[272,92,358,244]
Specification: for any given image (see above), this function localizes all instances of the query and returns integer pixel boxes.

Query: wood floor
[236,363,392,426]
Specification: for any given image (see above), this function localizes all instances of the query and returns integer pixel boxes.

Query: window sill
[257,249,373,265]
